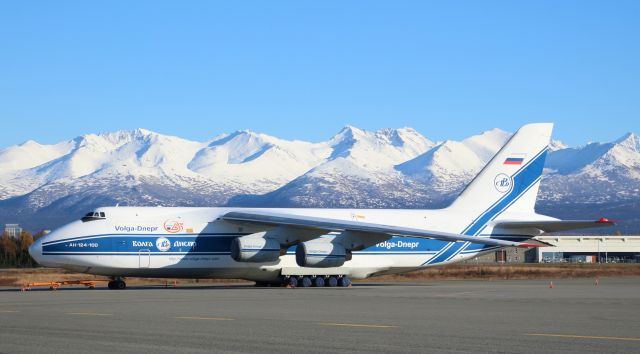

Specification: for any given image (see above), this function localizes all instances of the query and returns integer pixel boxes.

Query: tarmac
[1,278,639,353]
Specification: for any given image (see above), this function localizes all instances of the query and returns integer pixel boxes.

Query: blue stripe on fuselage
[43,234,238,255]
[42,234,449,256]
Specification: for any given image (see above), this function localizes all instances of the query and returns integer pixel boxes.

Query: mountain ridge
[1,126,638,234]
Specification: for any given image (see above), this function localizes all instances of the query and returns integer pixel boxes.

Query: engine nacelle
[231,236,281,263]
[295,242,347,268]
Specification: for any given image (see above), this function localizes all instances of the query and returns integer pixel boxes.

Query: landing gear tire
[338,276,351,287]
[286,277,299,287]
[300,276,312,288]
[108,280,126,290]
[313,277,325,288]
[326,276,338,287]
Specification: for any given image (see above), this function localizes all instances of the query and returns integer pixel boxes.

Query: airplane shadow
[2,281,436,292]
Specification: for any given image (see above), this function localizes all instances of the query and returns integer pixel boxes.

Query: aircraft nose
[29,238,43,264]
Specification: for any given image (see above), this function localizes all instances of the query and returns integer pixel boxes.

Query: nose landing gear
[107,278,126,290]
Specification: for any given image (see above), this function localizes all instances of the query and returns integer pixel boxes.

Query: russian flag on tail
[503,157,524,165]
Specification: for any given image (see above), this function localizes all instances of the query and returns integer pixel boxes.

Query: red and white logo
[163,219,184,233]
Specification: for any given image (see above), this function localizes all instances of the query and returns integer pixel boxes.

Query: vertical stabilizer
[448,123,553,215]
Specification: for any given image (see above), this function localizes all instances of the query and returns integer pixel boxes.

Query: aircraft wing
[222,210,540,248]
[494,218,616,233]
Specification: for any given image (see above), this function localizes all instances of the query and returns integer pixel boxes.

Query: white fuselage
[29,206,544,282]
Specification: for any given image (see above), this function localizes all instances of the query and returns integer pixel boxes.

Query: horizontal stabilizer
[223,211,540,248]
[494,218,616,233]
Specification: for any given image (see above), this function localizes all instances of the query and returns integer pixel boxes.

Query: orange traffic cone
[549,281,555,289]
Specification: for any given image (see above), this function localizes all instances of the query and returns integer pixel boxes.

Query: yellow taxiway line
[526,333,640,342]
[174,316,235,321]
[319,322,397,329]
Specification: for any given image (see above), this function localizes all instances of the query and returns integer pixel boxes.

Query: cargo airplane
[29,123,614,289]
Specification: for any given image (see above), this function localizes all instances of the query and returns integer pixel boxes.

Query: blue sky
[0,1,638,147]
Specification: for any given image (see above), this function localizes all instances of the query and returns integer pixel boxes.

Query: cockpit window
[81,211,107,222]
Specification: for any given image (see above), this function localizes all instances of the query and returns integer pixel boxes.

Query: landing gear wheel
[313,277,325,287]
[338,276,351,287]
[326,276,338,287]
[300,276,312,288]
[108,280,126,290]
[286,277,299,287]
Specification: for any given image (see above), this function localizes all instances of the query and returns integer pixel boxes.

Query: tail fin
[448,123,553,215]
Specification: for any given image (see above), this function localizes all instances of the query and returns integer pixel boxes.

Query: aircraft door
[139,249,150,268]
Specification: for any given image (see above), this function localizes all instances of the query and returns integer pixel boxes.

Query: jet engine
[295,242,347,268]
[230,236,281,263]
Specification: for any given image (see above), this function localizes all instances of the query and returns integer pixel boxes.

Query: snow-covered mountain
[541,132,640,203]
[396,129,511,193]
[0,126,638,233]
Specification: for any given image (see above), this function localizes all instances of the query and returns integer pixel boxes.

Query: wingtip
[597,217,618,224]
[519,243,543,248]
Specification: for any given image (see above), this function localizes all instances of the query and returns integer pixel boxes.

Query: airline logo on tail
[493,173,512,193]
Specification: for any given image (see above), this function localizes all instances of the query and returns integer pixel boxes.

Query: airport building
[469,235,640,264]
[3,224,22,238]
[534,235,640,263]
[468,247,531,264]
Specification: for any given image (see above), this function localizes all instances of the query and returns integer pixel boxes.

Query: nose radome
[28,238,43,265]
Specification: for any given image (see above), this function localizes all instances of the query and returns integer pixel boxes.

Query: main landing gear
[284,275,351,288]
[107,278,126,290]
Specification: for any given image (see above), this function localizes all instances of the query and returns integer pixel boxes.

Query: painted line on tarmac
[319,322,398,329]
[0,310,18,313]
[432,291,477,297]
[174,316,235,321]
[526,333,640,342]
[67,312,113,316]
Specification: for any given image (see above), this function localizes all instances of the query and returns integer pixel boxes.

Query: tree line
[0,230,44,267]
